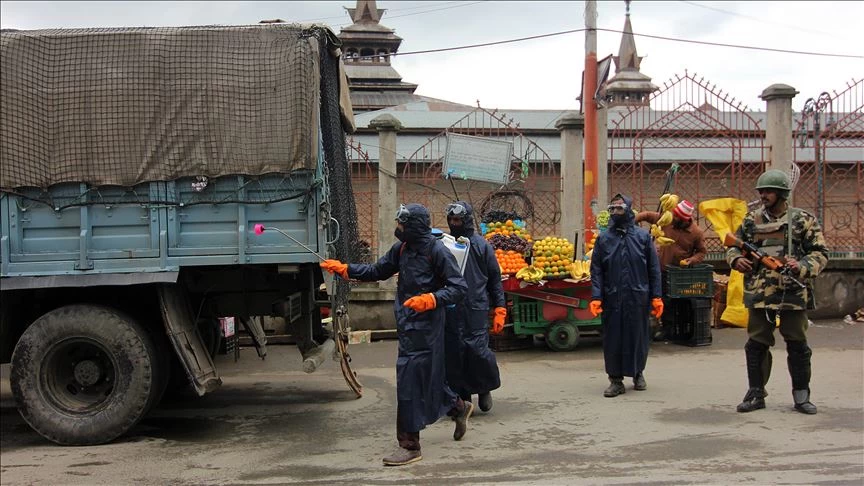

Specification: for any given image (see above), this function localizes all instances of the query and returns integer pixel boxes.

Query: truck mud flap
[157,284,222,396]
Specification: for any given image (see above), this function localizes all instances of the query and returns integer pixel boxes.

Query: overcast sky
[2,1,862,112]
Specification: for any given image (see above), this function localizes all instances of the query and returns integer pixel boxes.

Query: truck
[0,24,364,445]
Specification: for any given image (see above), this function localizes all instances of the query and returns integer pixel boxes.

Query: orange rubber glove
[403,293,437,313]
[651,298,664,319]
[492,307,507,334]
[320,259,348,279]
[589,300,603,317]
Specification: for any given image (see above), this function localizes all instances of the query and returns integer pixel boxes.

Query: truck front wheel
[10,304,156,445]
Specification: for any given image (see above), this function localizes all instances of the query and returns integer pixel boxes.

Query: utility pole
[583,0,599,240]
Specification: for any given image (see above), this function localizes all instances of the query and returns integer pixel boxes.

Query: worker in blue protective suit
[320,203,473,467]
[589,194,664,397]
[443,201,506,413]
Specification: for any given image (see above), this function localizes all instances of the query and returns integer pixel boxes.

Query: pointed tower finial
[602,0,659,107]
[346,0,386,25]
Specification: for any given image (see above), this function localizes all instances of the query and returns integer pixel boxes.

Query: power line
[371,27,862,60]
[332,1,488,28]
[596,27,863,59]
[677,0,844,40]
[294,1,476,24]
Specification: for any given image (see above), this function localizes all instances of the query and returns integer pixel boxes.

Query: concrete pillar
[760,84,798,176]
[555,112,585,256]
[597,106,609,208]
[369,114,402,261]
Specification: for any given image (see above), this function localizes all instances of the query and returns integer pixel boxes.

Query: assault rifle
[723,233,805,288]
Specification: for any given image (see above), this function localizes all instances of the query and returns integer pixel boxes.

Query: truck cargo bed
[1,173,325,280]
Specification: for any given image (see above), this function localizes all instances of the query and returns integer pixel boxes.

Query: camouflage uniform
[726,205,829,413]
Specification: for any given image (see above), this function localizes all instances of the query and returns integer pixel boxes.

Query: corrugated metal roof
[354,101,854,133]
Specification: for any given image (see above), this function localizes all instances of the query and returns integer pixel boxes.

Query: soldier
[726,169,829,414]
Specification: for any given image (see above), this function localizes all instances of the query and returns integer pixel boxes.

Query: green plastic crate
[665,264,714,298]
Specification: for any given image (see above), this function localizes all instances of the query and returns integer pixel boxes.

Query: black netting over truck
[0,24,364,445]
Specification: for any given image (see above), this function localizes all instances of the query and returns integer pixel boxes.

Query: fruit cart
[502,277,601,352]
[478,209,600,352]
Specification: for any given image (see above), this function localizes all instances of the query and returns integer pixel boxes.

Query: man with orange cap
[636,199,708,340]
[636,199,707,269]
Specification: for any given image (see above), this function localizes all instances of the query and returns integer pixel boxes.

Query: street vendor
[443,201,505,414]
[635,199,707,269]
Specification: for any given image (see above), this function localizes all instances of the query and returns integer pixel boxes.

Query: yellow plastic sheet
[699,198,749,327]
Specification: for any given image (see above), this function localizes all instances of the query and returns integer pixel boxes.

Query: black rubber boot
[382,448,422,466]
[737,387,767,413]
[604,377,625,397]
[453,401,474,440]
[478,392,493,412]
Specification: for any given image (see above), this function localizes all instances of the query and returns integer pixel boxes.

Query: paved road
[2,320,862,485]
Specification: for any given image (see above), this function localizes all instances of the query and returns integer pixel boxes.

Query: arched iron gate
[345,137,378,262]
[609,71,768,253]
[400,106,560,237]
[793,78,864,254]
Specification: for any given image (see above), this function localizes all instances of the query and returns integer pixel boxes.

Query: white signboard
[442,133,513,184]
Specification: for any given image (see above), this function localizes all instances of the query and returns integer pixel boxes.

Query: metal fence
[345,74,863,260]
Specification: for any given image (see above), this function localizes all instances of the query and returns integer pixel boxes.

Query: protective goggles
[607,203,628,212]
[446,203,468,217]
[395,204,411,223]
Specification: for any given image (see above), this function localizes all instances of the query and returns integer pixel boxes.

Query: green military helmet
[755,169,791,199]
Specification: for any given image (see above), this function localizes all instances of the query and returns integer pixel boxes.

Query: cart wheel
[545,321,579,352]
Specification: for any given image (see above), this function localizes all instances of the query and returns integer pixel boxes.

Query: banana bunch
[516,266,545,283]
[660,193,679,212]
[657,211,673,227]
[569,260,591,281]
[651,193,679,247]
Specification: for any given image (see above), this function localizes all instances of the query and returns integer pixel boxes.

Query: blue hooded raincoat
[347,203,468,433]
[590,194,662,378]
[444,201,504,398]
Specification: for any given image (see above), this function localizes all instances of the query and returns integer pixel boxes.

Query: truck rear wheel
[10,304,156,445]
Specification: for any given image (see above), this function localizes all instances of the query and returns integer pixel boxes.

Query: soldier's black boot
[792,389,817,414]
[737,387,766,412]
[737,340,771,413]
[604,376,625,397]
[787,340,817,414]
